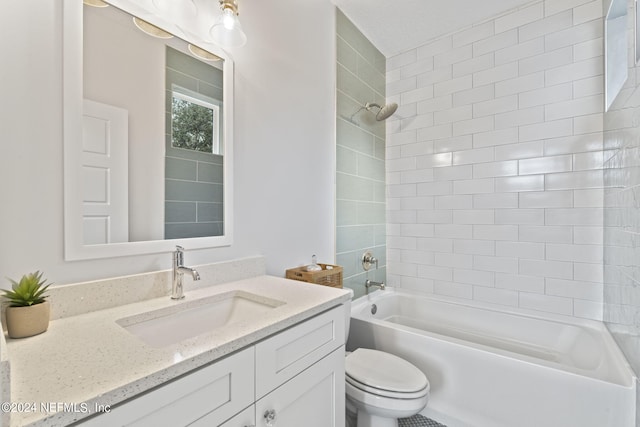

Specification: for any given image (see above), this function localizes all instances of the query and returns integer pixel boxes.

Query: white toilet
[344,299,430,427]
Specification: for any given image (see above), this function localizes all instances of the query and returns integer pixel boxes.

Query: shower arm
[349,104,370,121]
[349,101,397,122]
[349,103,380,118]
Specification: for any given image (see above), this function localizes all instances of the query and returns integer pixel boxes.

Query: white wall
[0,0,336,286]
[386,0,605,320]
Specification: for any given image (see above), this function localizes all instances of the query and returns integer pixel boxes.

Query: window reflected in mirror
[171,91,220,154]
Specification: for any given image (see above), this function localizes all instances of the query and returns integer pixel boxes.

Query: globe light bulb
[222,9,236,30]
[210,1,247,48]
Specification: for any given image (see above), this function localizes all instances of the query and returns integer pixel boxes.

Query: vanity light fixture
[132,17,174,39]
[83,0,109,7]
[188,44,222,61]
[210,0,247,48]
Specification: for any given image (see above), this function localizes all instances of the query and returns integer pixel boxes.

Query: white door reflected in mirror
[82,100,129,245]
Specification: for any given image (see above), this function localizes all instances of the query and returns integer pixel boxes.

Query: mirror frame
[63,0,234,260]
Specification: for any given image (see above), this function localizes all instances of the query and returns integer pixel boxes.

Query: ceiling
[332,0,537,57]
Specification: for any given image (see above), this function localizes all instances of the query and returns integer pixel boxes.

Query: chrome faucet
[365,279,385,294]
[363,250,384,294]
[172,245,200,300]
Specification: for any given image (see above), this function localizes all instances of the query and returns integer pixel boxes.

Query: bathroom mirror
[63,0,234,260]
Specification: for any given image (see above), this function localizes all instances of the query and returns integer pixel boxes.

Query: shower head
[347,101,398,124]
[365,102,398,121]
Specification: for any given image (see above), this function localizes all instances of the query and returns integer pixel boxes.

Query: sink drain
[371,304,377,315]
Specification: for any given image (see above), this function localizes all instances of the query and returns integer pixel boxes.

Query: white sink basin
[117,291,285,348]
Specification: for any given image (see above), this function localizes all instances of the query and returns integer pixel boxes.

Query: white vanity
[3,272,350,427]
[79,306,345,427]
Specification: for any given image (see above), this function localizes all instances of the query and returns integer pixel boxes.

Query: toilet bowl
[344,292,430,427]
[345,290,430,427]
[345,348,429,427]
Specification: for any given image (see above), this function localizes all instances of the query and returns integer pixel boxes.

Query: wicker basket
[285,264,343,288]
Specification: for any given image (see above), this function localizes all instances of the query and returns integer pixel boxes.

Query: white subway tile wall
[386,0,604,319]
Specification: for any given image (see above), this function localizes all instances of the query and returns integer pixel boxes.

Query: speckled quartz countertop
[5,275,351,426]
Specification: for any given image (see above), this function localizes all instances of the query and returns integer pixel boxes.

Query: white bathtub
[346,288,636,427]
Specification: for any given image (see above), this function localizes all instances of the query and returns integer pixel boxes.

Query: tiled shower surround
[386,0,605,319]
[336,10,387,298]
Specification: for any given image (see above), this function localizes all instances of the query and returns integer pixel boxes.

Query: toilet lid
[346,375,429,399]
[345,348,428,393]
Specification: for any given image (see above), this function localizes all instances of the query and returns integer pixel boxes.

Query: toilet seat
[346,374,429,400]
[345,348,429,397]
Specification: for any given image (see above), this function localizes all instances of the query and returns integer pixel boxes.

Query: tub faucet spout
[172,246,200,300]
[365,279,385,294]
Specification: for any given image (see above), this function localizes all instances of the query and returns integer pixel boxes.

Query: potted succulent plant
[1,271,51,338]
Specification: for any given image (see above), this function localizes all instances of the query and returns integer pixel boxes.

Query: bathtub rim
[350,287,637,389]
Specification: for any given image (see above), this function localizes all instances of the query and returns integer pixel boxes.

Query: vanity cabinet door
[255,346,345,427]
[78,347,254,427]
[254,305,345,399]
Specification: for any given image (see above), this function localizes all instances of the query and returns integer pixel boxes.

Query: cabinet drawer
[79,347,254,427]
[255,305,345,398]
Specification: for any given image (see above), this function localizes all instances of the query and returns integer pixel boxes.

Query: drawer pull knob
[264,409,277,426]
